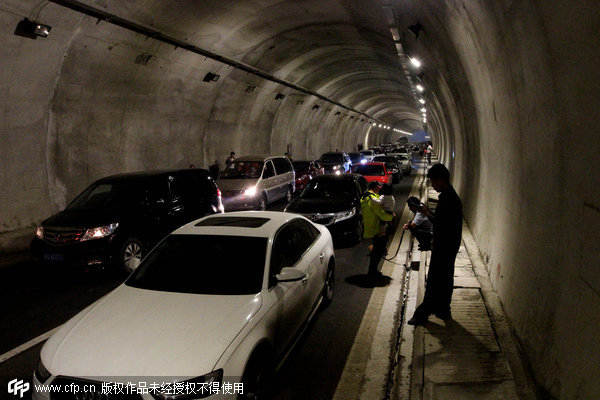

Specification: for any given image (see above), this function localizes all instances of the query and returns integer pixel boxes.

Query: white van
[217,155,295,211]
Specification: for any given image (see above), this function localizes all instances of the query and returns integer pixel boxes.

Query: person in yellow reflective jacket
[360,181,394,278]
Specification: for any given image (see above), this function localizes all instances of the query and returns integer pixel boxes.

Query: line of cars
[29,148,413,400]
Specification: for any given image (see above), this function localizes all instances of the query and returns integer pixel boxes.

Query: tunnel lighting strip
[48,0,391,127]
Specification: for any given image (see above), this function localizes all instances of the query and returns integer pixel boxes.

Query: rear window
[320,153,344,162]
[196,217,270,227]
[299,179,356,199]
[352,164,385,176]
[126,235,267,295]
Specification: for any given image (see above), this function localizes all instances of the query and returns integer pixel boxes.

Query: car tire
[120,237,143,274]
[353,217,364,244]
[240,352,272,400]
[257,193,267,211]
[321,261,335,309]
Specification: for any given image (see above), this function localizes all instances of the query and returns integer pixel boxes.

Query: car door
[262,160,278,203]
[292,219,325,311]
[269,222,311,357]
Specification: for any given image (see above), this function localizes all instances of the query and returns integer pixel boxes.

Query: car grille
[303,213,335,226]
[42,227,86,245]
[50,377,142,400]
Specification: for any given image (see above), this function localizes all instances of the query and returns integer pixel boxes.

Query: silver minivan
[217,155,295,211]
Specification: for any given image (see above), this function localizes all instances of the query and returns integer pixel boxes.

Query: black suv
[31,169,223,273]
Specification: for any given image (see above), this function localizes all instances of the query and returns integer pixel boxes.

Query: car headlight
[154,369,223,399]
[244,186,257,196]
[334,207,356,223]
[36,225,44,239]
[332,165,341,170]
[80,223,119,242]
[35,358,51,383]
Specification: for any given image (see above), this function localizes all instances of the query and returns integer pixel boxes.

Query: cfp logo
[8,379,30,398]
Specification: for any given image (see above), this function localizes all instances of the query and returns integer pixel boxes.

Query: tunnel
[1,0,599,398]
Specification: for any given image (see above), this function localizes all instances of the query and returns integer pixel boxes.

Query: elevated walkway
[334,155,538,399]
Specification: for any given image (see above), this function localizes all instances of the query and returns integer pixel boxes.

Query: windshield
[292,161,310,173]
[219,161,264,179]
[66,182,143,211]
[320,153,343,163]
[300,179,355,199]
[127,234,267,295]
[352,164,384,176]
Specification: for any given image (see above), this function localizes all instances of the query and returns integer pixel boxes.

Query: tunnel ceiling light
[379,124,383,128]
[14,18,51,40]
[420,107,426,113]
[275,93,285,100]
[416,84,424,92]
[203,72,220,82]
[410,57,421,68]
[419,98,426,104]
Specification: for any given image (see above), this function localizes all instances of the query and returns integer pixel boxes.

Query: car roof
[95,169,209,183]
[172,211,303,238]
[236,155,288,161]
[312,173,362,181]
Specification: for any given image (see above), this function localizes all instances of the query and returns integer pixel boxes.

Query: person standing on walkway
[426,142,433,165]
[225,151,236,168]
[408,163,462,325]
[361,181,394,279]
[403,196,433,250]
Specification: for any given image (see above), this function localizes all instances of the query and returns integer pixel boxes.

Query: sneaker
[407,316,428,326]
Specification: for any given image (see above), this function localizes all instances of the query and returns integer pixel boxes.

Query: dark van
[30,169,223,273]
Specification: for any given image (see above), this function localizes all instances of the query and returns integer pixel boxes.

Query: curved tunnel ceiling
[47,0,425,130]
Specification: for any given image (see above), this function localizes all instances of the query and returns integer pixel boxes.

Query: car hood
[216,179,259,192]
[42,209,120,228]
[42,285,262,378]
[287,197,355,213]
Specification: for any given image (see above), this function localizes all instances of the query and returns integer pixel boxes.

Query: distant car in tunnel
[351,162,392,186]
[284,173,368,244]
[318,152,352,174]
[30,169,223,274]
[217,155,295,211]
[347,152,368,166]
[292,160,324,193]
[32,212,335,400]
[372,155,402,183]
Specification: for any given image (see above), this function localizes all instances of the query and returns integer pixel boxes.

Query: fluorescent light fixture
[419,98,426,104]
[203,72,220,82]
[416,84,424,92]
[14,18,51,40]
[410,58,421,68]
[420,107,426,113]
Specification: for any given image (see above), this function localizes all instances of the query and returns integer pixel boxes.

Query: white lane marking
[0,327,60,364]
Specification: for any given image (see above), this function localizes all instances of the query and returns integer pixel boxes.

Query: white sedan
[33,211,335,400]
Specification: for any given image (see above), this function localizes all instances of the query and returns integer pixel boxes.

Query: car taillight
[216,188,221,197]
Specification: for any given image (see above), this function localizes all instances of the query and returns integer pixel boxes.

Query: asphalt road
[0,162,420,400]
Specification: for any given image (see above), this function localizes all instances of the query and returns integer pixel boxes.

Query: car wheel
[285,186,293,203]
[120,237,143,274]
[257,194,267,211]
[240,353,272,400]
[321,261,335,309]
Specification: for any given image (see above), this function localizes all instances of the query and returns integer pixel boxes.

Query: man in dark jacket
[408,163,463,325]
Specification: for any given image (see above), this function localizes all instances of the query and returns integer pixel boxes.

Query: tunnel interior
[1,1,599,398]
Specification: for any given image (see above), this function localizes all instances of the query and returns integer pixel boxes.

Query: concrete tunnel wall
[1,1,599,398]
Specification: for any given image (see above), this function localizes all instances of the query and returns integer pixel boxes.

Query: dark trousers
[413,246,458,318]
[409,226,432,248]
[368,235,387,275]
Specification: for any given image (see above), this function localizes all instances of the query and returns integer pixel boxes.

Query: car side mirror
[275,267,306,282]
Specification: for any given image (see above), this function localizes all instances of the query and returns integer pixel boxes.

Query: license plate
[43,253,64,262]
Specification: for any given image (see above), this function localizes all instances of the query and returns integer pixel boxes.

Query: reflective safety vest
[360,190,393,239]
